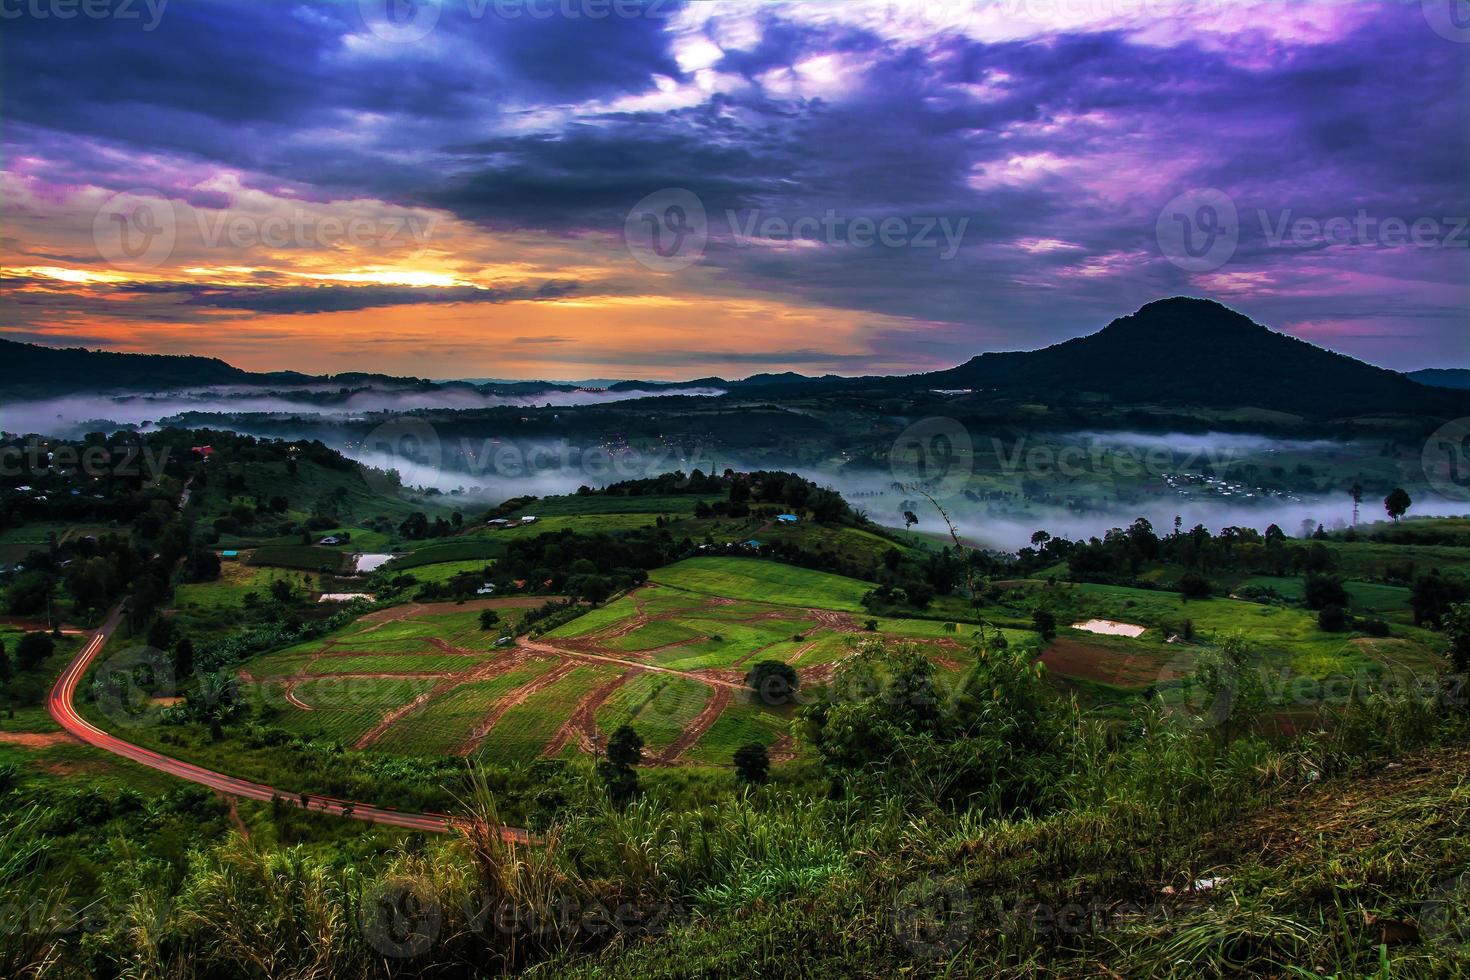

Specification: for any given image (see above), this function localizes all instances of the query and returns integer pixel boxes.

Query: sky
[2,0,1468,380]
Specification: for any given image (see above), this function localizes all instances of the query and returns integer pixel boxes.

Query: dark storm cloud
[5,276,584,320]
[2,1,1467,368]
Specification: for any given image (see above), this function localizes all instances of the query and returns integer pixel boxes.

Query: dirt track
[542,670,640,757]
[454,660,580,756]
[653,685,733,765]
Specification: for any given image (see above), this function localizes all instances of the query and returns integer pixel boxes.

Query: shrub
[1357,618,1390,637]
[733,743,770,785]
[1318,604,1348,632]
[745,660,799,706]
[1177,572,1213,599]
[1304,573,1349,611]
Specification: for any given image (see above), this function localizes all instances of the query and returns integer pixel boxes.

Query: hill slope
[917,297,1464,418]
[2,338,251,398]
[1408,367,1470,390]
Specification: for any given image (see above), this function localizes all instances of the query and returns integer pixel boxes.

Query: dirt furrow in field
[350,650,541,750]
[353,680,460,750]
[454,660,581,756]
[515,637,749,689]
[809,609,862,633]
[541,670,641,757]
[283,683,313,711]
[425,637,495,656]
[652,685,731,765]
[766,733,797,763]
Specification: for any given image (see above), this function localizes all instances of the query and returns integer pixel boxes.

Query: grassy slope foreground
[4,448,1470,978]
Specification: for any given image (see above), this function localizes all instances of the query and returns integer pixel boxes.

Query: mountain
[1407,368,1470,390]
[5,298,1459,419]
[732,371,813,387]
[1,338,253,399]
[914,297,1465,418]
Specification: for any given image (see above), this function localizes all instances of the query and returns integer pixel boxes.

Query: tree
[597,760,639,803]
[478,609,500,631]
[1441,603,1470,678]
[599,724,644,803]
[1317,604,1348,632]
[5,571,51,616]
[174,637,195,678]
[1303,573,1349,611]
[1177,571,1213,599]
[147,616,177,652]
[1350,482,1363,526]
[16,632,54,671]
[903,510,919,529]
[1032,609,1057,641]
[1187,631,1265,744]
[0,640,10,683]
[269,579,295,604]
[1384,487,1411,523]
[1411,571,1470,627]
[398,512,430,539]
[745,660,799,705]
[605,724,644,768]
[733,742,770,785]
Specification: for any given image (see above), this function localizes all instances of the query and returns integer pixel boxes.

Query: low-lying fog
[336,434,1463,552]
[6,404,1456,553]
[0,384,725,436]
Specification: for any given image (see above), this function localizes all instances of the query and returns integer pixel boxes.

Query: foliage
[733,743,770,785]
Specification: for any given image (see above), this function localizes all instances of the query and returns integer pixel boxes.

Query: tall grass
[24,683,1470,978]
[0,807,70,978]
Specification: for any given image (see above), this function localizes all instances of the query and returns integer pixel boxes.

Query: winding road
[46,607,503,837]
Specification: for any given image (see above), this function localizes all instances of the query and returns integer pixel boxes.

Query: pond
[1071,618,1146,638]
[354,554,394,574]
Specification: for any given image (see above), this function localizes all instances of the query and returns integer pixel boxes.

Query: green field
[594,674,712,753]
[649,557,874,612]
[394,559,496,586]
[1236,575,1413,618]
[684,698,792,765]
[476,664,618,762]
[247,544,350,572]
[383,539,506,569]
[174,563,321,610]
[261,675,439,745]
[371,657,558,756]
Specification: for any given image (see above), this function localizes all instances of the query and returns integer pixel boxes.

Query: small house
[476,584,495,595]
[488,518,511,526]
[220,550,239,560]
[520,515,538,524]
[319,536,341,545]
[776,514,799,524]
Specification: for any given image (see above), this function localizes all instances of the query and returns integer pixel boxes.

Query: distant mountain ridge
[1408,368,1470,390]
[4,298,1462,419]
